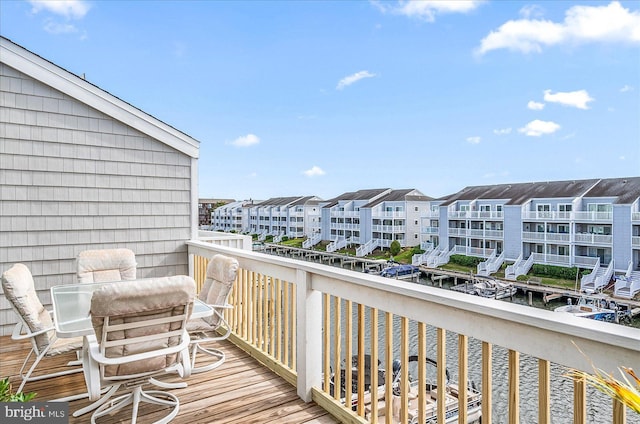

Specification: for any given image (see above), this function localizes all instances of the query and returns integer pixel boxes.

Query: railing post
[296,269,322,402]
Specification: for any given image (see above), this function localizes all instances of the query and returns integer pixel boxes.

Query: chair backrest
[199,254,239,327]
[90,276,195,378]
[1,264,54,352]
[77,248,137,283]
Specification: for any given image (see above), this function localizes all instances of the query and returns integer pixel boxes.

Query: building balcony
[467,211,504,220]
[422,226,439,234]
[522,231,571,243]
[2,233,638,424]
[372,224,406,233]
[521,211,573,221]
[633,236,640,248]
[372,211,405,218]
[633,212,640,222]
[574,233,613,245]
[330,211,359,218]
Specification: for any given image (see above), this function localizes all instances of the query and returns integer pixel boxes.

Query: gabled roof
[365,189,432,207]
[321,188,390,208]
[255,196,319,207]
[439,177,640,206]
[583,177,640,204]
[1,36,199,158]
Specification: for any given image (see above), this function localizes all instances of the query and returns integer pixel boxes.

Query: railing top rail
[187,240,640,375]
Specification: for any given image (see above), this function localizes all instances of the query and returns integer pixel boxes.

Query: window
[480,205,491,211]
[559,204,572,212]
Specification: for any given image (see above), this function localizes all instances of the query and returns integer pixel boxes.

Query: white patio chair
[1,263,83,393]
[73,276,195,423]
[76,248,137,283]
[186,254,239,373]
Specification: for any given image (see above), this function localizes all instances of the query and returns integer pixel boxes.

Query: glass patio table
[51,279,212,338]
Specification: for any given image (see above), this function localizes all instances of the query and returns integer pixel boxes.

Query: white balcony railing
[188,238,640,424]
[574,233,613,245]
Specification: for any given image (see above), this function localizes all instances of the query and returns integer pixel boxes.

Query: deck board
[0,336,338,424]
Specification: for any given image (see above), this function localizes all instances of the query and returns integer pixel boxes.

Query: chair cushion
[198,254,239,327]
[91,276,196,377]
[77,248,137,283]
[1,264,54,352]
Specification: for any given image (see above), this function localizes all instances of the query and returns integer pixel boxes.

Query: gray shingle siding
[0,62,194,336]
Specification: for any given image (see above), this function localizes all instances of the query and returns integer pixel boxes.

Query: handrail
[187,239,639,424]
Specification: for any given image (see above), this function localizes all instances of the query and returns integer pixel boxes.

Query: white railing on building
[356,238,380,257]
[505,254,522,280]
[187,240,640,424]
[573,211,613,221]
[575,233,613,245]
[580,260,601,292]
[303,233,322,249]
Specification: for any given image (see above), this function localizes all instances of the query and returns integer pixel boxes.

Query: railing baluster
[418,322,426,424]
[459,334,469,424]
[345,300,353,408]
[437,328,446,424]
[509,349,520,424]
[323,293,330,398]
[613,399,626,424]
[482,341,492,424]
[241,268,248,339]
[276,278,282,362]
[357,303,366,417]
[269,277,275,357]
[284,281,290,367]
[291,283,296,370]
[257,274,263,350]
[333,296,342,401]
[539,359,550,424]
[573,374,586,424]
[251,272,258,345]
[370,307,379,424]
[400,316,409,423]
[385,312,393,424]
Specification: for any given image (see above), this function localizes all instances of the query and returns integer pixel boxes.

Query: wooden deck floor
[0,336,338,424]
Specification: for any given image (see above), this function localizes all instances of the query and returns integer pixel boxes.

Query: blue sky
[2,0,639,201]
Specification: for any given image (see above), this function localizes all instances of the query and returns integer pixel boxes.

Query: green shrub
[516,274,529,281]
[0,378,36,402]
[390,240,401,256]
[449,254,483,267]
[531,264,579,280]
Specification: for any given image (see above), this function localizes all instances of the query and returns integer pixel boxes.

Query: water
[327,302,640,424]
[322,273,639,424]
[266,249,639,422]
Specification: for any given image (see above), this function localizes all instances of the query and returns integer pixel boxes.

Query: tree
[390,240,401,257]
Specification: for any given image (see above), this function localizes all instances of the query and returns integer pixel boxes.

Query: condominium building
[210,200,251,232]
[246,196,322,241]
[198,198,234,227]
[319,188,432,255]
[419,177,640,298]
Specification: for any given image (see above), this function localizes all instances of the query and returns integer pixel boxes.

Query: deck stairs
[580,261,614,293]
[327,237,352,253]
[477,251,505,276]
[426,245,456,268]
[258,230,268,241]
[411,245,434,266]
[273,232,284,243]
[302,233,322,249]
[356,238,379,257]
[505,254,534,280]
[614,261,640,299]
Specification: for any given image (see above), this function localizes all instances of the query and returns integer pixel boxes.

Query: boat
[471,278,517,299]
[451,276,517,300]
[379,263,422,280]
[554,293,624,323]
[329,355,482,424]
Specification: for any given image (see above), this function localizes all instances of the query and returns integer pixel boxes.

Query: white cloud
[519,5,544,20]
[380,0,485,22]
[518,120,561,137]
[527,101,545,110]
[43,19,77,34]
[619,155,626,160]
[493,128,512,135]
[29,0,90,19]
[303,166,326,177]
[477,1,640,55]
[544,89,594,109]
[248,172,258,178]
[229,134,260,147]
[620,85,634,92]
[466,136,481,144]
[337,71,376,90]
